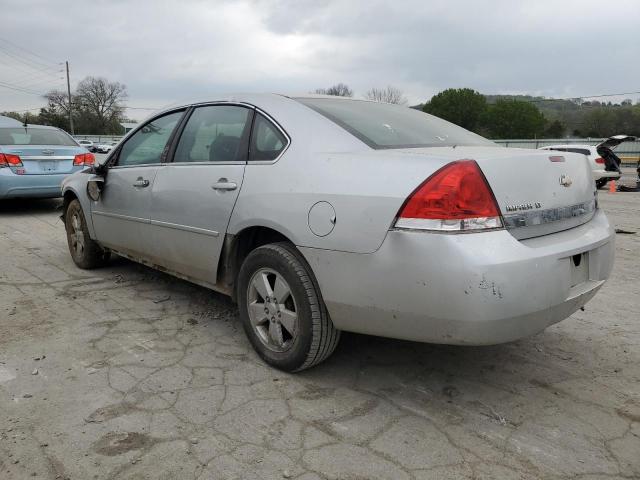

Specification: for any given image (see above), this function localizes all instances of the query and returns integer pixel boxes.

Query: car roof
[156,92,382,113]
[0,123,64,131]
[0,115,23,127]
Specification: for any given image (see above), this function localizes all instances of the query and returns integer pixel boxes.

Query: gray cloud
[1,0,638,120]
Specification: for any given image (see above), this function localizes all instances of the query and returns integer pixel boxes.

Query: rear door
[91,110,185,255]
[148,104,254,284]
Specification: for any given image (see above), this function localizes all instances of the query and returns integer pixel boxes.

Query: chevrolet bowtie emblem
[559,174,572,187]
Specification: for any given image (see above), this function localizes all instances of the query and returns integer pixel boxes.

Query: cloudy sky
[1,0,639,120]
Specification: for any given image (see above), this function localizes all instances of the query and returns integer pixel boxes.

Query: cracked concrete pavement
[0,181,639,479]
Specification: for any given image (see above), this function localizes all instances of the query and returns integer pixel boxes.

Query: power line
[0,106,44,113]
[0,55,62,84]
[0,80,45,96]
[3,63,64,80]
[3,69,64,90]
[0,46,60,75]
[0,37,60,69]
[0,37,59,67]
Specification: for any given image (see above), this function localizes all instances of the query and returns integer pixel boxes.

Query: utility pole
[65,61,74,135]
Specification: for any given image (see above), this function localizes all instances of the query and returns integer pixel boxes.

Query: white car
[95,142,118,154]
[540,135,636,188]
[76,140,97,152]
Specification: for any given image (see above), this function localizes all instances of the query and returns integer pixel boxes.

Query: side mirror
[87,175,105,201]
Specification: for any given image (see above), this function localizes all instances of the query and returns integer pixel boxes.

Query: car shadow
[292,320,603,424]
[76,241,608,425]
[0,198,62,215]
[102,253,590,401]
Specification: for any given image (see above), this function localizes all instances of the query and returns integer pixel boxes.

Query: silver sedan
[61,94,615,371]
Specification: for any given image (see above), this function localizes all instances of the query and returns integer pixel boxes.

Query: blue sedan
[0,118,94,199]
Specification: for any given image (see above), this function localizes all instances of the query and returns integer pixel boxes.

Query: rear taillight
[73,153,95,166]
[395,160,503,232]
[0,153,23,167]
[594,157,605,164]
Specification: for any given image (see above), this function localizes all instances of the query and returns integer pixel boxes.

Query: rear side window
[250,114,287,161]
[174,105,252,163]
[117,111,184,166]
[0,127,76,146]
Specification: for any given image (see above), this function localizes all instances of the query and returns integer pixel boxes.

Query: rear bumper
[0,170,71,199]
[300,209,615,345]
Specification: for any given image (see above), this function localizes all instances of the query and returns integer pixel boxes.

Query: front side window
[117,111,184,166]
[295,97,494,150]
[174,105,252,163]
[250,114,287,161]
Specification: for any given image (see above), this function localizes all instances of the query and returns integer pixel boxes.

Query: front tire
[237,242,340,372]
[65,199,110,269]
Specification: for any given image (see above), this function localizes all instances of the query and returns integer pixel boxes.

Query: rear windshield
[548,147,591,156]
[0,127,77,146]
[295,98,495,149]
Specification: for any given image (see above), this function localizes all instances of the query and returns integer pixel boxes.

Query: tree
[364,86,407,105]
[41,89,73,129]
[42,77,128,134]
[544,119,565,138]
[75,77,127,134]
[483,99,546,138]
[422,88,487,132]
[0,111,24,122]
[314,83,353,97]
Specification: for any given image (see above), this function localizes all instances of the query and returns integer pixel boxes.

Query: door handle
[212,179,237,191]
[133,177,150,188]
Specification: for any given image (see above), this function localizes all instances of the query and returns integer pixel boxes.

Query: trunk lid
[398,146,596,240]
[1,145,80,175]
[596,135,636,150]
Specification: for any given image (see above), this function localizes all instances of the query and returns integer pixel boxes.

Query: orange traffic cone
[608,180,616,193]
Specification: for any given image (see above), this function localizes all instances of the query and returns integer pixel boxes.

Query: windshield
[295,97,495,149]
[0,127,77,146]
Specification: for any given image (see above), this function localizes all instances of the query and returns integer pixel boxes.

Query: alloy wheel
[247,268,298,352]
[69,213,85,257]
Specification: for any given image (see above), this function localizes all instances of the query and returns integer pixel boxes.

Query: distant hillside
[416,92,640,137]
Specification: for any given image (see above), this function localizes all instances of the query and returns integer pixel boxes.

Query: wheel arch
[217,225,294,301]
[61,186,97,238]
[61,188,78,223]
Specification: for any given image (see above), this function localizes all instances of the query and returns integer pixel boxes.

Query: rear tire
[65,199,110,269]
[237,242,340,372]
[595,178,608,189]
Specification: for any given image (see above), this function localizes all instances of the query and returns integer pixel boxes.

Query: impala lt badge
[559,174,572,187]
[505,202,542,212]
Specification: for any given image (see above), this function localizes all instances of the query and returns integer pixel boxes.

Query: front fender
[61,175,97,239]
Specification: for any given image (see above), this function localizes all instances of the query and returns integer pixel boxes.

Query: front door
[91,110,185,256]
[148,104,254,284]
